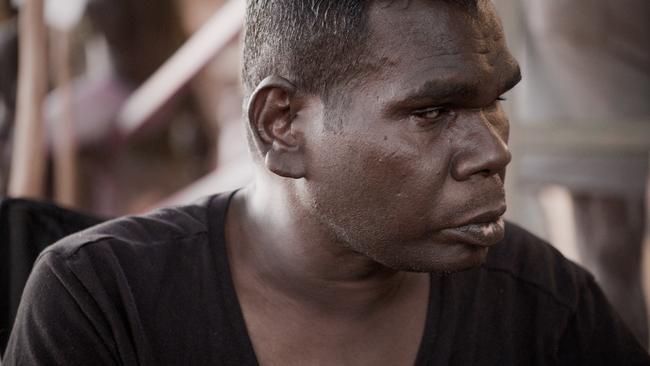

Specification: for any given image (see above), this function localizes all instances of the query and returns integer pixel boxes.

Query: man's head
[243,0,521,273]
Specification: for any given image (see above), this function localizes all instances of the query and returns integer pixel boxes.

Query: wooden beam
[51,28,78,207]
[116,0,245,136]
[510,120,650,154]
[8,0,48,199]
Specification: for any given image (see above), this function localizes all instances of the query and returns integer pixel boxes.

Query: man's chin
[391,245,490,274]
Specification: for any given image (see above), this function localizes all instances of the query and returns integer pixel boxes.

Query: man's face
[298,0,521,273]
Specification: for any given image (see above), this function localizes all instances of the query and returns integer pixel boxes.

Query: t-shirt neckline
[208,190,260,365]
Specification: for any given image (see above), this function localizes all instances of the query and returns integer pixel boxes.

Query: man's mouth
[439,206,507,247]
[445,218,505,247]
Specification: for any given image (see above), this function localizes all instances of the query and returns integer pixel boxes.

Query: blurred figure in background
[521,0,650,345]
[1,0,219,214]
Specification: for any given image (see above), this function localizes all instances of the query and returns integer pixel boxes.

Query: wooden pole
[8,0,48,199]
[51,28,78,207]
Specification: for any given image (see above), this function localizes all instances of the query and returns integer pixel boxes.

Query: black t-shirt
[3,192,649,365]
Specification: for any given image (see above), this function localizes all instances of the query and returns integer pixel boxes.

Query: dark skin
[227,0,521,364]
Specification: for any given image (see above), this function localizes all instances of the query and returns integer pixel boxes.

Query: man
[4,0,649,365]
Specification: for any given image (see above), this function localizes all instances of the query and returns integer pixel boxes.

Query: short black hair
[242,1,371,101]
[242,0,479,102]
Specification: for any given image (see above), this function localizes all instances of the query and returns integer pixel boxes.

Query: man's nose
[450,114,512,181]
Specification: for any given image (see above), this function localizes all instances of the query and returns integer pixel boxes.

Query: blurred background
[0,0,648,349]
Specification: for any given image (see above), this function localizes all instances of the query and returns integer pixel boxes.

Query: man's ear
[247,76,306,179]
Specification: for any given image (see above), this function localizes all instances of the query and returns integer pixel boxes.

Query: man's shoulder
[41,194,218,262]
[5,194,241,365]
[484,221,592,312]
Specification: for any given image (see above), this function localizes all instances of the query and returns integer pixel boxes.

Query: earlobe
[247,76,307,179]
[265,144,306,179]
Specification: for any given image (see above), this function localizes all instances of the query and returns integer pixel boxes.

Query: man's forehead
[367,0,502,54]
[351,0,519,105]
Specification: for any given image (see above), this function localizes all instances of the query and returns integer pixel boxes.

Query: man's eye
[412,107,447,120]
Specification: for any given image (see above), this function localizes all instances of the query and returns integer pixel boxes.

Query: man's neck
[225,183,428,318]
[223,184,430,365]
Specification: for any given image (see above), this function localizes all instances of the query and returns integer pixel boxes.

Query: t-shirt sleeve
[3,252,119,365]
[557,274,650,365]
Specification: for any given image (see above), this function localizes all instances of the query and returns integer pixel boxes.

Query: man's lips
[462,206,507,225]
[438,206,507,248]
[439,219,505,248]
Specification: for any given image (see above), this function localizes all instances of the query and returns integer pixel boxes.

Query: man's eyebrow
[395,80,477,106]
[391,65,522,108]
